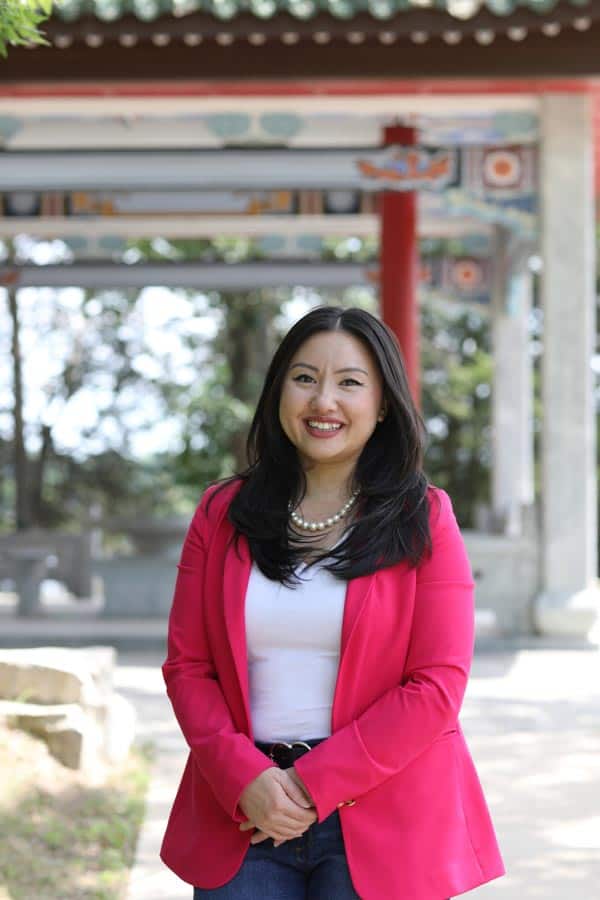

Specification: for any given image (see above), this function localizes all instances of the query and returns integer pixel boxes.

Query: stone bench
[0,547,55,617]
[464,529,539,635]
[0,530,93,605]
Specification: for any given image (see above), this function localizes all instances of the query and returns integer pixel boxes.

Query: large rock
[1,701,95,769]
[0,647,135,771]
[0,645,115,705]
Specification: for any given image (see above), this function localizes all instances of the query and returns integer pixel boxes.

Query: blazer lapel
[339,572,374,660]
[331,571,375,730]
[222,534,253,736]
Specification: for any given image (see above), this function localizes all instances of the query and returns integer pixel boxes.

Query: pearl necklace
[289,490,360,533]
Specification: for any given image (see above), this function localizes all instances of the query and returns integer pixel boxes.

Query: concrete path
[463,647,600,900]
[116,643,600,900]
[113,654,190,900]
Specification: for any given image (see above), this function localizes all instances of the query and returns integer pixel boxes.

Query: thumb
[280,773,313,809]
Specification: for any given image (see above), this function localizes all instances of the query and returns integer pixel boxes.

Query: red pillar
[380,125,420,407]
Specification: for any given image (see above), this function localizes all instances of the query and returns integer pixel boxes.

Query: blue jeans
[193,810,360,899]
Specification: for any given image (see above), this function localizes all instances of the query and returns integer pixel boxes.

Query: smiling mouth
[305,419,344,432]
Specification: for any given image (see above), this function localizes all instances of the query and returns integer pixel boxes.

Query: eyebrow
[290,362,369,376]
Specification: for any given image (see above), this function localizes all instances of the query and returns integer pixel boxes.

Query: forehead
[290,329,378,371]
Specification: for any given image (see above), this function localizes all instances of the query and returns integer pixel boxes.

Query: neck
[301,461,357,503]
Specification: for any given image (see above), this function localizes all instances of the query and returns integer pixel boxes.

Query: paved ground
[114,641,600,900]
[115,654,190,900]
[458,647,600,900]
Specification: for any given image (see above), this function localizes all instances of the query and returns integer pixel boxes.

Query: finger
[277,813,315,834]
[271,812,317,837]
[274,823,312,846]
[273,791,314,826]
[249,825,297,841]
[241,815,305,841]
[249,831,271,845]
[273,818,315,839]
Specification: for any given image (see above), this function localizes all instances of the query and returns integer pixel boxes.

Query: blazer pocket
[433,728,458,743]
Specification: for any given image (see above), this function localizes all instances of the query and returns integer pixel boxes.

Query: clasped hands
[238,766,317,847]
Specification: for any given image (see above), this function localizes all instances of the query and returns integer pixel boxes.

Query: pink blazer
[161,479,504,899]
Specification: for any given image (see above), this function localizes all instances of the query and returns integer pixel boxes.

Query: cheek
[353,393,381,427]
[366,386,384,422]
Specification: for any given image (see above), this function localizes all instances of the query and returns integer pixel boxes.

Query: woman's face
[279,329,384,472]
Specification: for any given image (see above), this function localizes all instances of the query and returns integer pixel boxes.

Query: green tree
[0,0,52,55]
[1,237,296,529]
[1,282,201,531]
[420,301,493,528]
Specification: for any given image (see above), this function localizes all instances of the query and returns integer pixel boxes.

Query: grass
[0,721,153,900]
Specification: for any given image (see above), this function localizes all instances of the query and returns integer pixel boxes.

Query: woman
[161,306,504,899]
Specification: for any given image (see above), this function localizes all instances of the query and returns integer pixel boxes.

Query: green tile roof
[53,0,593,24]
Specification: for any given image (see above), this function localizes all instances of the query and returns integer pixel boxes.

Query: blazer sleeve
[162,488,275,822]
[294,488,475,822]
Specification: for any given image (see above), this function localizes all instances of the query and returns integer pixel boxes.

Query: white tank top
[245,557,347,742]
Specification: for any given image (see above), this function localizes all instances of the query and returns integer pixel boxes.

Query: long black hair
[212,305,432,584]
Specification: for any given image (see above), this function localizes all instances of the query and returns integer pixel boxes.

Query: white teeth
[307,420,342,431]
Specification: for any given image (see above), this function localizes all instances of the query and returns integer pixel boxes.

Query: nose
[309,380,337,413]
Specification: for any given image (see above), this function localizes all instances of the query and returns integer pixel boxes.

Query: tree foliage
[0,0,52,56]
[1,282,201,530]
[421,301,493,528]
[1,237,298,530]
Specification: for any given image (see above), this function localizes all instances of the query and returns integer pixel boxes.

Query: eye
[341,378,363,386]
[292,373,315,383]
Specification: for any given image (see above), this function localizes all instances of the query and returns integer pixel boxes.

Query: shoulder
[417,485,472,582]
[193,477,243,533]
[425,484,457,536]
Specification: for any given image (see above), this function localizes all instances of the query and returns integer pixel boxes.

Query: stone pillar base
[534,586,600,638]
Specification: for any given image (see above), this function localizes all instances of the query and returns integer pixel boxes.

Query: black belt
[255,737,325,769]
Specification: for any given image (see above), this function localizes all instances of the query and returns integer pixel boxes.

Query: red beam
[3,77,600,99]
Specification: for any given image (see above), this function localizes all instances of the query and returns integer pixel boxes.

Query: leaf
[0,1,53,52]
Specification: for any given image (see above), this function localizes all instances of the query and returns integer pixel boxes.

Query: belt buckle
[290,741,312,754]
[268,740,312,766]
[268,740,292,762]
